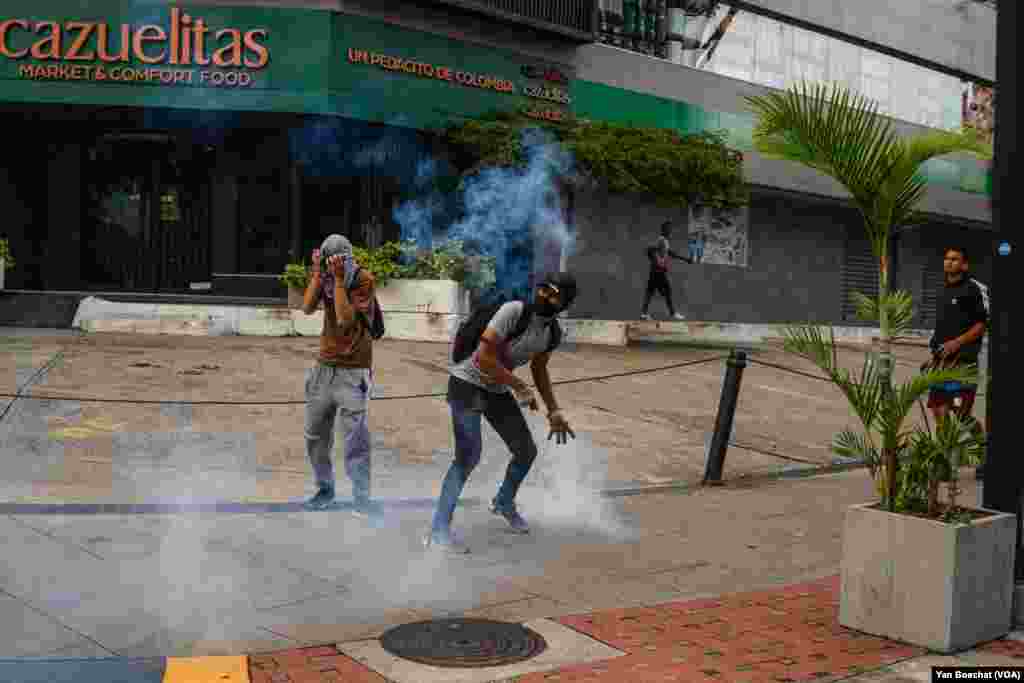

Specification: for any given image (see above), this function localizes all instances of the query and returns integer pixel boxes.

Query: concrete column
[981,0,1017,580]
[289,163,303,264]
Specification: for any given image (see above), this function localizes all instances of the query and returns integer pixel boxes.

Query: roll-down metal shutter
[918,266,945,330]
[841,232,880,324]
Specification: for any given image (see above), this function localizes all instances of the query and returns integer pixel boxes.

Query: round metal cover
[379,618,547,668]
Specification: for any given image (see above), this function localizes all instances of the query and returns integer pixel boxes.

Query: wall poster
[687,203,749,267]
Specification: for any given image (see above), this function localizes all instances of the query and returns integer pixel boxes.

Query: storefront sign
[345,46,572,123]
[0,8,270,88]
[522,84,571,105]
[346,48,514,93]
[520,64,569,85]
[523,107,567,122]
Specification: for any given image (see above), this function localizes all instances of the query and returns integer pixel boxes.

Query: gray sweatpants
[304,363,372,501]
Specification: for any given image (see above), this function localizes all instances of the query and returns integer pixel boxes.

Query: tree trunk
[878,252,898,511]
[927,477,941,516]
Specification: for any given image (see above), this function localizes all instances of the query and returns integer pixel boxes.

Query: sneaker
[640,313,652,321]
[672,313,686,320]
[350,498,381,520]
[423,530,470,554]
[490,500,530,534]
[305,487,335,510]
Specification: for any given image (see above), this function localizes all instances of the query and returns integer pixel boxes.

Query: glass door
[83,134,211,292]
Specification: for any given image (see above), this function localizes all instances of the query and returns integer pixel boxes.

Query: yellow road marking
[48,416,125,441]
[162,656,249,683]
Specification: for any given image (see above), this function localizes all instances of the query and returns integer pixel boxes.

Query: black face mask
[536,301,560,318]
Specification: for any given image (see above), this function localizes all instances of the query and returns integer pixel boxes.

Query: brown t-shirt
[317,269,375,369]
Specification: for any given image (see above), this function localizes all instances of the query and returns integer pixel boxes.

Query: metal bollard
[703,349,747,485]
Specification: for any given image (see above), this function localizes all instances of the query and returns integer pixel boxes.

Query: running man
[641,220,692,320]
[300,234,379,515]
[926,246,988,432]
[426,273,579,554]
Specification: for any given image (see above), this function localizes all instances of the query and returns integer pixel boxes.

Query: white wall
[732,0,996,82]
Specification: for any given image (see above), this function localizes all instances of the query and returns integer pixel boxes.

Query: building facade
[0,0,994,330]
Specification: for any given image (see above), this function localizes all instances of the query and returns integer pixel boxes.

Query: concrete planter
[287,286,305,310]
[293,278,469,342]
[840,502,1016,653]
[0,258,5,290]
[373,278,468,343]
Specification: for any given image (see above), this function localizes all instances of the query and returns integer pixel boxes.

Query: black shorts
[646,271,671,297]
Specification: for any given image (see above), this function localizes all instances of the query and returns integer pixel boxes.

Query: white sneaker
[424,531,470,554]
[672,313,686,320]
[640,313,652,320]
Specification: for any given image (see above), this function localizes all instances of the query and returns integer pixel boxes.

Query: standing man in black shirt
[926,246,989,427]
[641,221,692,321]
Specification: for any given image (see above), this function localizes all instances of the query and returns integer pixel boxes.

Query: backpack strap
[546,320,563,353]
[508,302,534,343]
[346,266,362,293]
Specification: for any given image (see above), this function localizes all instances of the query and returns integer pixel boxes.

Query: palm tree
[746,82,992,510]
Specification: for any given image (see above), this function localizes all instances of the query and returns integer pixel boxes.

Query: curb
[0,462,869,515]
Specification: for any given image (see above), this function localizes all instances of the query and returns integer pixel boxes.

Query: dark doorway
[83,132,214,292]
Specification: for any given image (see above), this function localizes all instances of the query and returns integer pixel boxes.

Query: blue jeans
[431,377,538,534]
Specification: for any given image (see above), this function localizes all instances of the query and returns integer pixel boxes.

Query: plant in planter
[352,241,403,288]
[0,238,13,290]
[783,324,1012,653]
[279,262,310,309]
[749,82,1006,653]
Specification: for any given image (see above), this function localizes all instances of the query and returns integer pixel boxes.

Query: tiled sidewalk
[247,575,940,683]
[8,574,1018,682]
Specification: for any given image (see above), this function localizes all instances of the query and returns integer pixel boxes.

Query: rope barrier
[0,355,729,406]
[746,358,832,383]
[0,351,66,422]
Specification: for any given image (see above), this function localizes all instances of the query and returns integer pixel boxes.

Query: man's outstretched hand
[547,410,575,445]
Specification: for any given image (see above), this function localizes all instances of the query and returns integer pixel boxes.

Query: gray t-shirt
[450,302,554,394]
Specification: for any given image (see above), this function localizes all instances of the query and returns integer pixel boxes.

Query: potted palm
[747,83,1005,653]
[0,238,13,290]
[279,261,309,310]
[783,325,1012,652]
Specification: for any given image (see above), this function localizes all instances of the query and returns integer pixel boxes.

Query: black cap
[539,272,578,310]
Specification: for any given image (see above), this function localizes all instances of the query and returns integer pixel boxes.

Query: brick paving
[247,574,940,682]
[975,638,1024,660]
[249,645,388,683]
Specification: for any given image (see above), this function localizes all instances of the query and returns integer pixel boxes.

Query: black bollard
[703,349,747,485]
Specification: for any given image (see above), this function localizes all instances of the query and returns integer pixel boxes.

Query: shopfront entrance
[82,132,215,293]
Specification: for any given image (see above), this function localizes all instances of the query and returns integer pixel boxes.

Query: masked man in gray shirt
[426,273,579,554]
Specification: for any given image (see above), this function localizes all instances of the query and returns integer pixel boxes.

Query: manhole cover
[379,618,547,668]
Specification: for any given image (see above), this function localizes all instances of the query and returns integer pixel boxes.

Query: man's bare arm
[530,353,558,413]
[301,275,322,315]
[956,321,986,347]
[476,328,527,390]
[668,249,693,263]
[333,281,357,329]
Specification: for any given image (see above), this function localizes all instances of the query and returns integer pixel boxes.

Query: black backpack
[349,266,385,340]
[451,298,562,363]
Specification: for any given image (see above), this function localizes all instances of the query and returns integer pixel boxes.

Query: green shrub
[278,262,309,289]
[355,239,496,289]
[0,238,14,269]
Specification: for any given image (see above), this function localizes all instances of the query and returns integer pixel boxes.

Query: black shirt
[930,277,988,365]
